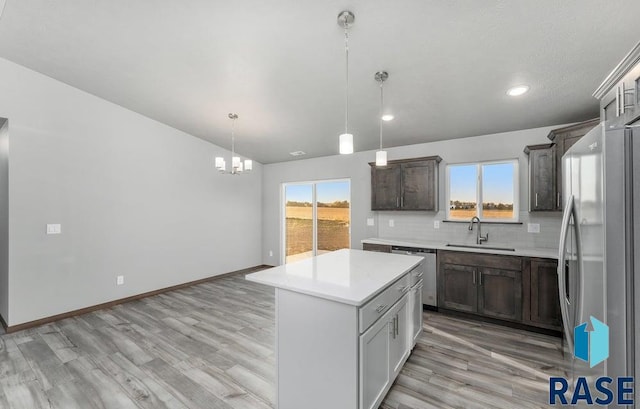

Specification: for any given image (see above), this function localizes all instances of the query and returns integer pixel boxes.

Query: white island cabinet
[246,249,424,409]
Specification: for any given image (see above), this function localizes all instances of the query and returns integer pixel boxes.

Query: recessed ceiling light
[381,114,394,121]
[506,85,530,96]
[289,151,306,156]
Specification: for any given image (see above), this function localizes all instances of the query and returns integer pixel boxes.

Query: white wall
[0,119,8,323]
[262,126,567,265]
[0,58,262,326]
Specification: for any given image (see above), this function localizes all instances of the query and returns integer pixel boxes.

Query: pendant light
[337,11,355,154]
[215,113,253,175]
[375,71,389,166]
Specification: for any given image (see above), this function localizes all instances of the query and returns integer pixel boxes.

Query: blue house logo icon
[574,316,609,368]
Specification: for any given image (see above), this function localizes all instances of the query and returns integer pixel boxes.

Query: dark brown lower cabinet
[362,243,392,253]
[438,260,522,322]
[478,268,522,321]
[440,263,478,313]
[524,258,561,330]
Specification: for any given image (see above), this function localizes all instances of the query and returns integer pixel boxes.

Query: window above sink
[446,159,519,222]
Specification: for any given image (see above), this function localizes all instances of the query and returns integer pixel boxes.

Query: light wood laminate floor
[0,272,566,409]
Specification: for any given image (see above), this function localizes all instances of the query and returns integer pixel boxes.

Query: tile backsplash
[376,211,562,250]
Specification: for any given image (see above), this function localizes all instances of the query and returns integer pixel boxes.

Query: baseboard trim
[2,264,273,334]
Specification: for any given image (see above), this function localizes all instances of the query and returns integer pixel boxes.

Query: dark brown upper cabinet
[524,119,598,212]
[594,42,640,127]
[547,119,598,210]
[370,156,441,211]
[524,143,556,211]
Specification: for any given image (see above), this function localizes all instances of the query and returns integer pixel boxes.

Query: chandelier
[215,113,253,174]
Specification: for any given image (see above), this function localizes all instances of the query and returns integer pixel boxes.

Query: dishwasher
[391,246,437,308]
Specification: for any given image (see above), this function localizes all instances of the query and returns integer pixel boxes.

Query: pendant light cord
[231,117,236,158]
[379,81,383,150]
[344,25,349,134]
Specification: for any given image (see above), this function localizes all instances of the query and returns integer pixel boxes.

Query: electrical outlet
[388,219,394,227]
[366,218,375,226]
[269,250,273,257]
[433,220,440,229]
[527,223,540,233]
[116,275,124,286]
[46,224,61,235]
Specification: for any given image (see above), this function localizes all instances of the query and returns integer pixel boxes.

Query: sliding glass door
[283,180,350,263]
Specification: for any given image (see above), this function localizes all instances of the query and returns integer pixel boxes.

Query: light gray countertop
[362,237,558,259]
[245,249,423,306]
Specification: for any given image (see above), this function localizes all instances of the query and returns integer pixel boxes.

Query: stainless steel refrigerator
[559,122,638,407]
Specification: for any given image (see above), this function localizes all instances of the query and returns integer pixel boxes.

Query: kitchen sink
[446,243,516,252]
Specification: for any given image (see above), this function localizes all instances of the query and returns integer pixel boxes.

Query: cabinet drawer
[359,274,410,334]
[408,264,424,286]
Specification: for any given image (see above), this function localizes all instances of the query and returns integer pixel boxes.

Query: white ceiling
[0,1,639,164]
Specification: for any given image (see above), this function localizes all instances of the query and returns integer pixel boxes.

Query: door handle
[535,193,539,208]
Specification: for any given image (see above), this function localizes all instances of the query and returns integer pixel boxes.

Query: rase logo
[549,317,634,406]
[574,316,609,368]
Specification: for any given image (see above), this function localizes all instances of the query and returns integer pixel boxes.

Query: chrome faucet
[468,216,489,245]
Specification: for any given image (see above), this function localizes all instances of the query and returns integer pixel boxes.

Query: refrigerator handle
[558,195,575,352]
[573,200,585,335]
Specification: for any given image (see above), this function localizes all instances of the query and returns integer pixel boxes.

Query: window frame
[445,159,519,222]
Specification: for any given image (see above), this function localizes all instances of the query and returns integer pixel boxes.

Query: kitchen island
[246,249,424,409]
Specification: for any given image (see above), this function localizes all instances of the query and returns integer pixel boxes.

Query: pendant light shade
[338,11,355,155]
[339,133,354,154]
[375,71,389,167]
[215,113,253,175]
[376,150,387,166]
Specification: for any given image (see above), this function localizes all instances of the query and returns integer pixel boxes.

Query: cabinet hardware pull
[395,315,399,336]
[616,86,621,117]
[557,192,560,208]
[401,197,404,207]
[375,304,388,313]
[535,193,538,208]
[472,270,476,285]
[396,197,399,207]
[623,86,635,111]
[479,272,483,286]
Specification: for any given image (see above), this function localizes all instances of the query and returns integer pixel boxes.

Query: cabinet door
[401,160,437,211]
[530,259,561,329]
[371,165,401,210]
[411,282,423,346]
[529,147,556,211]
[360,312,391,409]
[389,296,409,378]
[439,263,478,313]
[478,268,522,321]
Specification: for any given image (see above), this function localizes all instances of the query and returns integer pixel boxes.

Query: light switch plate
[527,223,540,233]
[388,219,394,227]
[116,275,124,286]
[46,224,61,235]
[433,220,440,229]
[366,218,375,226]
